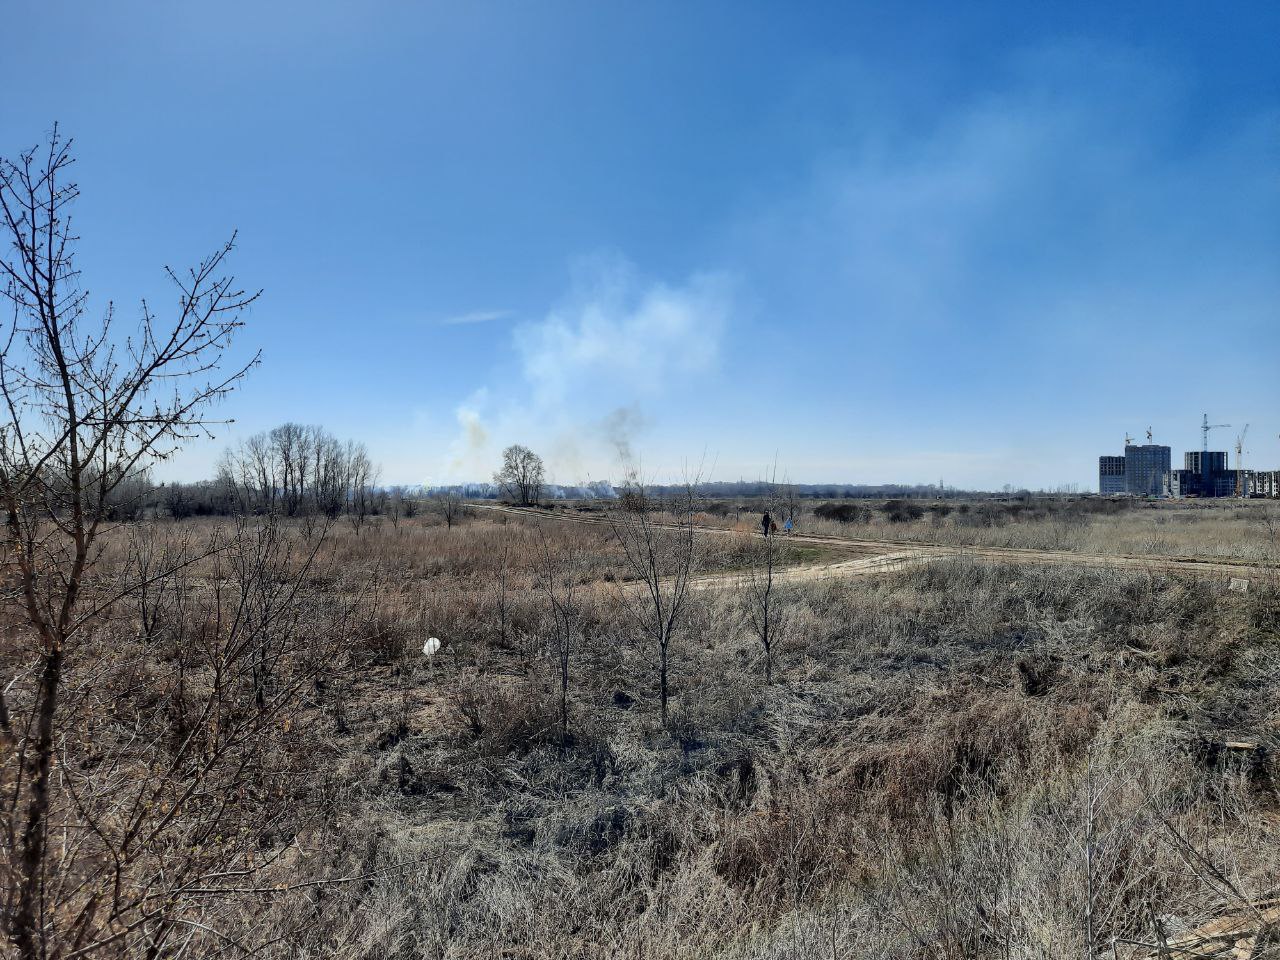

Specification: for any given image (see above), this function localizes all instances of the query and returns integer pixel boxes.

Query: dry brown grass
[703,497,1280,564]
[261,515,1278,958]
[16,508,1280,958]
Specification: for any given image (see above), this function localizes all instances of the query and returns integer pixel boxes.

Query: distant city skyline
[3,1,1277,490]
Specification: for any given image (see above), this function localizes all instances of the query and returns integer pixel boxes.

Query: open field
[667,497,1280,565]
[478,500,1280,581]
[6,502,1279,958]
[804,499,1280,564]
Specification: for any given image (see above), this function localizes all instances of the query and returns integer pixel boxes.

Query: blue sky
[3,2,1277,489]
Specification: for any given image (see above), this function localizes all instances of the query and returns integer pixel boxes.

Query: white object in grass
[423,637,442,656]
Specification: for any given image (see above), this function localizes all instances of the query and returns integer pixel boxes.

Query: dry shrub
[713,717,1276,960]
[448,671,559,755]
[830,695,1098,826]
[712,774,861,906]
[358,599,417,662]
[814,502,871,524]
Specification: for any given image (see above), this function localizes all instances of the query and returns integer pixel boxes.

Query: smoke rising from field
[448,390,491,473]
[442,259,731,482]
[601,405,647,468]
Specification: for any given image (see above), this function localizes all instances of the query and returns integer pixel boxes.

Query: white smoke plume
[441,258,732,483]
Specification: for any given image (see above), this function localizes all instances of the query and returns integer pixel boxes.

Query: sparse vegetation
[7,500,1276,957]
[723,495,1280,564]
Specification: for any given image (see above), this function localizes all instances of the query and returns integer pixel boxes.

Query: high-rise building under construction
[1123,444,1171,497]
[1098,456,1126,494]
[1184,450,1228,479]
[1097,415,1277,498]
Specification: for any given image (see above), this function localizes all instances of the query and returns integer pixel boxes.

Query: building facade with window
[1099,456,1126,494]
[1124,444,1171,497]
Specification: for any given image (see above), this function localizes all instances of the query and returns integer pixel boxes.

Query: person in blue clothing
[783,516,793,535]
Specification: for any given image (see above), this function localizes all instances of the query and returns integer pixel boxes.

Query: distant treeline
[152,478,423,522]
[151,424,414,522]
[140,425,1095,519]
[216,423,379,518]
[426,480,1077,502]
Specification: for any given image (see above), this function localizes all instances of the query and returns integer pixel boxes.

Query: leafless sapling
[0,127,270,957]
[535,532,581,745]
[743,470,786,683]
[0,129,360,958]
[605,470,701,727]
[433,487,466,528]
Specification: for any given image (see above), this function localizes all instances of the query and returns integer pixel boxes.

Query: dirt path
[473,502,1278,588]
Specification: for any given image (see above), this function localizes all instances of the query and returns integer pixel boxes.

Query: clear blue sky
[3,1,1277,489]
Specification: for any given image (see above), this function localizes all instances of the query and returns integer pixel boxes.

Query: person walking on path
[783,516,793,535]
[761,511,773,538]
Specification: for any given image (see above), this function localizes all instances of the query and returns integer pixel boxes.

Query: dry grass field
[691,497,1280,564]
[7,500,1278,958]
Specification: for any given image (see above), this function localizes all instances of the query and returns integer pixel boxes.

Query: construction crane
[1201,413,1230,452]
[1124,432,1133,447]
[1235,424,1250,497]
[1146,426,1153,444]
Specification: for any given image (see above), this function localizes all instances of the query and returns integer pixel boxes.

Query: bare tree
[780,481,801,529]
[270,421,313,516]
[491,534,512,648]
[535,534,581,745]
[0,128,270,957]
[744,476,783,684]
[433,487,467,528]
[385,484,405,530]
[161,480,191,519]
[214,449,248,513]
[243,430,278,512]
[312,428,347,517]
[605,470,701,727]
[494,444,544,506]
[345,440,378,533]
[220,423,377,521]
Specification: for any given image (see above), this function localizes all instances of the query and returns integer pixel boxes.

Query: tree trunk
[14,647,63,960]
[659,638,669,727]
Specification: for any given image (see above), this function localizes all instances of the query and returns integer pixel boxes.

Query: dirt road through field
[472,502,1278,588]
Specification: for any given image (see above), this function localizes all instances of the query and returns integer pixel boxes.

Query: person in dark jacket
[761,511,772,537]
